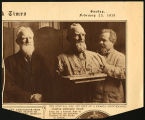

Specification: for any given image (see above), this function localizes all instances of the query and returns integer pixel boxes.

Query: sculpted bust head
[67,23,87,54]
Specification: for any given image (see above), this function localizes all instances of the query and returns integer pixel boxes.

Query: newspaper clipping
[2,2,143,119]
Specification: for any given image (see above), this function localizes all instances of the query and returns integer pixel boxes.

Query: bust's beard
[21,44,35,57]
[74,42,87,54]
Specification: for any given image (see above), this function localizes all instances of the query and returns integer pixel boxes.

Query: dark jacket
[3,50,50,103]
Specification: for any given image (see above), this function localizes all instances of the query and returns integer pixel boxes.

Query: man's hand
[30,93,42,102]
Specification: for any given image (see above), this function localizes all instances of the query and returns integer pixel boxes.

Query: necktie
[26,56,31,64]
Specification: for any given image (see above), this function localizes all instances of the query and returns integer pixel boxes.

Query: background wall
[61,22,126,54]
[3,22,60,59]
[3,21,126,79]
[3,22,126,58]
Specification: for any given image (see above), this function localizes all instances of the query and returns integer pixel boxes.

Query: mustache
[23,43,33,46]
[76,42,86,49]
[71,42,87,53]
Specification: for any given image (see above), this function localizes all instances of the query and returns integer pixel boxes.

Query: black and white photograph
[2,21,126,103]
[2,2,144,119]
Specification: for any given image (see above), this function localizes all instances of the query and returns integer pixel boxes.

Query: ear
[16,38,20,45]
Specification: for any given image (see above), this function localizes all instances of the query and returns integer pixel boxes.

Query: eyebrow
[99,38,106,41]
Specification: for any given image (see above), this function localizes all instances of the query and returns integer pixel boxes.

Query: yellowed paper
[2,2,143,119]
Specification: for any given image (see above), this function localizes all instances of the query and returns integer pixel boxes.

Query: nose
[26,38,31,43]
[100,41,103,45]
[25,38,29,43]
[25,38,32,45]
[79,34,84,41]
[26,37,32,43]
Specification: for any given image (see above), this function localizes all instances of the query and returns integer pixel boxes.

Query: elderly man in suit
[4,26,50,103]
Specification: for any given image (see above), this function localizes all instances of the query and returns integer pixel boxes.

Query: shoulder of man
[4,52,19,66]
[4,52,21,73]
[57,52,69,60]
[113,49,125,59]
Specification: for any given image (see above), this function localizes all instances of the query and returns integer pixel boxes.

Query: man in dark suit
[3,26,50,103]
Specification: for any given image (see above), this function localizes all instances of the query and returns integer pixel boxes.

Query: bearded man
[4,26,48,103]
[98,29,126,103]
[56,23,105,102]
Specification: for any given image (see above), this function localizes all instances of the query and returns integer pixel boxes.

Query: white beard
[75,42,87,53]
[21,44,35,57]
